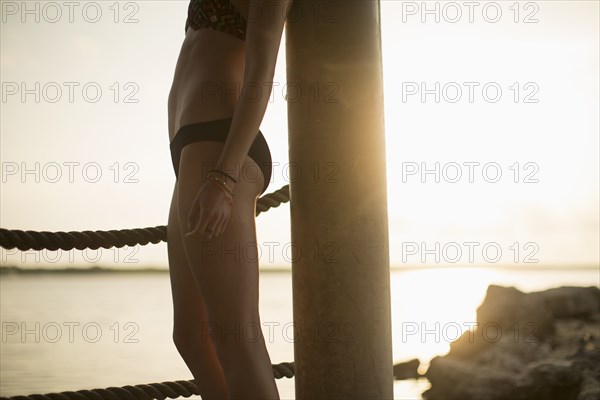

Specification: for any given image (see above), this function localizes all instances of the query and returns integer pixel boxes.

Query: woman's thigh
[177,141,265,325]
[167,181,210,335]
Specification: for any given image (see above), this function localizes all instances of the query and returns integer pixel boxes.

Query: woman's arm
[186,0,291,238]
[215,0,292,182]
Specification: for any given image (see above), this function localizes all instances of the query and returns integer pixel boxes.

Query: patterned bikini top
[185,0,247,41]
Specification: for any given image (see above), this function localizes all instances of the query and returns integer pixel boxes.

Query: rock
[569,332,600,371]
[423,285,600,400]
[532,286,600,319]
[524,359,585,399]
[393,358,420,380]
[426,356,524,400]
[447,324,551,363]
[577,370,600,400]
[476,285,555,340]
[528,359,585,386]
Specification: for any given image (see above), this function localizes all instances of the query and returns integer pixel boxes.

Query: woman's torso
[168,1,246,143]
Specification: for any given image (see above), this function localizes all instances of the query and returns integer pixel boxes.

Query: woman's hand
[185,179,234,240]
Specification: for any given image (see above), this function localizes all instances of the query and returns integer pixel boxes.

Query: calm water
[1,267,598,399]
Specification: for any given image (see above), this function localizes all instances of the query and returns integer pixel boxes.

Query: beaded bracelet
[209,169,237,184]
[207,172,235,199]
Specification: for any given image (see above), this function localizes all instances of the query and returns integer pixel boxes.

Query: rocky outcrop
[424,285,600,400]
[393,358,420,380]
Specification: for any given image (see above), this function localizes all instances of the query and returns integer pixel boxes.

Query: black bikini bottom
[169,117,272,195]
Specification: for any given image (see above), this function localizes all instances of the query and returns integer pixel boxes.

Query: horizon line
[1,264,599,274]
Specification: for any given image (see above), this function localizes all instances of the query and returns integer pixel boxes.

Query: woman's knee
[172,329,191,355]
[211,331,269,373]
[172,324,212,354]
[172,324,193,348]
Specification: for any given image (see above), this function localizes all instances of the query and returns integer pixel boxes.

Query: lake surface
[1,267,598,399]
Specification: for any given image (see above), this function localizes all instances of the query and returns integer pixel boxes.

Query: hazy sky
[1,1,598,269]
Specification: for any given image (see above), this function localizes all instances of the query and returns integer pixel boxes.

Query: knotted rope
[0,362,295,400]
[0,185,290,251]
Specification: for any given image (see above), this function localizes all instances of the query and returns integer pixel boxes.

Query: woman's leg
[177,141,279,400]
[167,180,228,399]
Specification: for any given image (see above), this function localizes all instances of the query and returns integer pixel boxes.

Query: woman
[166,0,291,398]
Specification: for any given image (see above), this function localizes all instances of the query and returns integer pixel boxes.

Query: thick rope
[0,362,294,400]
[255,184,290,216]
[0,185,290,251]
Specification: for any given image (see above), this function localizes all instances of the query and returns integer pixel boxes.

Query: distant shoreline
[1,264,598,275]
[0,266,170,274]
[0,265,291,274]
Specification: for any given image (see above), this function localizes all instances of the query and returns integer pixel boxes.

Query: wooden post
[285,0,393,398]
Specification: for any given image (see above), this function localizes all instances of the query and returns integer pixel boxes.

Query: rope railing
[0,185,289,251]
[0,184,293,399]
[0,362,295,400]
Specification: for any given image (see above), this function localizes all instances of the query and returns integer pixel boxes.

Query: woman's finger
[195,206,210,235]
[214,213,228,238]
[187,201,199,232]
[186,204,206,237]
[205,220,219,239]
[202,213,216,239]
[213,218,224,238]
[209,210,228,239]
[217,212,230,237]
[186,218,201,237]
